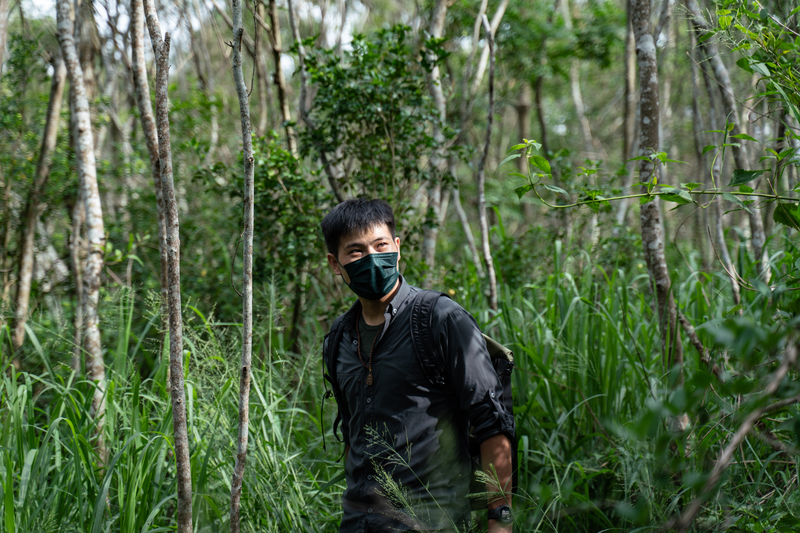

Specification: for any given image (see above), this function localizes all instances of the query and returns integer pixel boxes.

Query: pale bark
[420,0,450,283]
[57,0,107,460]
[631,0,683,377]
[11,56,66,350]
[131,0,168,353]
[561,0,595,155]
[267,0,298,155]
[468,0,510,98]
[477,15,498,312]
[697,41,741,305]
[69,196,85,373]
[228,0,255,528]
[686,0,769,280]
[615,1,638,229]
[256,0,271,133]
[0,0,9,76]
[141,2,193,530]
[688,26,711,271]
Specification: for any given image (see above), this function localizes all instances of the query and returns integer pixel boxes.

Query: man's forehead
[341,225,393,248]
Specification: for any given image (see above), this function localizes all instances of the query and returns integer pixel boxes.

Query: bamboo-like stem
[56,0,108,462]
[141,1,193,530]
[131,0,169,363]
[668,342,798,532]
[477,15,498,312]
[229,0,255,528]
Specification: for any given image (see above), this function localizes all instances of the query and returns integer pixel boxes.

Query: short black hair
[321,198,396,257]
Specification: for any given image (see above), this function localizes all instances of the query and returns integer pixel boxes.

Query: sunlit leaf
[497,153,521,168]
[515,184,534,199]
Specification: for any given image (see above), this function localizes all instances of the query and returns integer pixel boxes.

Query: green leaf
[640,195,655,205]
[626,155,651,162]
[773,203,800,230]
[682,183,702,191]
[736,57,753,73]
[530,155,551,174]
[728,169,766,186]
[507,143,526,152]
[727,122,735,132]
[508,172,528,180]
[722,192,752,213]
[515,184,534,199]
[702,145,717,156]
[751,62,770,76]
[659,187,693,205]
[731,133,759,142]
[498,153,521,168]
[544,184,568,196]
[664,158,688,164]
[738,185,754,193]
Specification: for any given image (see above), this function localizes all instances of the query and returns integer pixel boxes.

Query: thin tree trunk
[131,0,169,361]
[229,0,255,527]
[57,0,108,461]
[69,197,85,373]
[688,25,711,271]
[516,82,535,221]
[452,186,485,277]
[11,55,66,350]
[616,2,638,229]
[256,0,271,133]
[0,0,9,78]
[267,0,298,156]
[561,0,595,155]
[420,0,450,284]
[468,0,510,98]
[698,42,741,306]
[141,2,193,530]
[686,0,769,280]
[631,0,684,395]
[477,15,498,312]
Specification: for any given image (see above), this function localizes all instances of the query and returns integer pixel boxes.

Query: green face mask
[340,252,399,300]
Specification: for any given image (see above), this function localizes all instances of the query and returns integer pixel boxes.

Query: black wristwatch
[488,505,513,525]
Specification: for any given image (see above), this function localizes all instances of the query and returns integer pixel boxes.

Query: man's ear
[327,253,342,275]
[394,237,401,263]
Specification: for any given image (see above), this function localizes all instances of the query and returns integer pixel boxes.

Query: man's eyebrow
[343,236,390,249]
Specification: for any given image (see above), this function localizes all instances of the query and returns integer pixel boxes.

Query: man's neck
[359,278,401,326]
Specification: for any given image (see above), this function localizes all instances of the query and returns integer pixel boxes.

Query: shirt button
[352,339,357,345]
[367,475,373,480]
[368,508,373,513]
[491,391,496,398]
[366,398,372,404]
[392,309,397,316]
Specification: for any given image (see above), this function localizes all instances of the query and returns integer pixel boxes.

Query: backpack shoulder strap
[410,290,450,387]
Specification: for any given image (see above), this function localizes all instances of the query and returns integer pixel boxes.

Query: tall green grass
[2,242,798,532]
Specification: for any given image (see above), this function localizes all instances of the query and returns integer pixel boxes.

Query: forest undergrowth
[2,231,799,533]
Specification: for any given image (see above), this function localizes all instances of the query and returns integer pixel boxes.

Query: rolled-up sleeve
[436,305,515,445]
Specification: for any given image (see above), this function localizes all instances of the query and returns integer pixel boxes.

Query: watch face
[499,507,511,521]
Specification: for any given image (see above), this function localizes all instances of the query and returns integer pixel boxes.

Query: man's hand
[481,434,513,532]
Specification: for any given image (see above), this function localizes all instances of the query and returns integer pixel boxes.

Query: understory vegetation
[2,0,800,531]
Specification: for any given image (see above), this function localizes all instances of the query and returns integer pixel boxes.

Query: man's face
[327,223,401,284]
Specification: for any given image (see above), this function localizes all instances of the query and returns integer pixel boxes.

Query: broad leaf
[728,169,766,187]
[731,133,759,142]
[682,183,702,191]
[722,192,752,213]
[544,184,568,196]
[659,187,693,205]
[702,145,717,156]
[530,155,551,174]
[497,153,521,168]
[515,184,534,199]
[773,203,800,231]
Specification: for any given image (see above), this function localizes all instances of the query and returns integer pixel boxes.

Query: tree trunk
[69,196,85,373]
[468,0,510,98]
[11,55,66,350]
[0,0,9,79]
[420,0,450,284]
[141,2,194,530]
[57,0,108,461]
[477,15,498,312]
[697,42,741,306]
[267,0,298,156]
[229,0,256,528]
[686,0,769,280]
[615,1,638,229]
[516,82,535,221]
[131,0,169,361]
[256,0,271,133]
[688,24,711,271]
[631,0,684,392]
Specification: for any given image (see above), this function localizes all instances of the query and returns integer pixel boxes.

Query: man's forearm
[480,433,512,532]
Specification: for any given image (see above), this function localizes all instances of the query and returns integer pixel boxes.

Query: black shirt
[326,278,514,532]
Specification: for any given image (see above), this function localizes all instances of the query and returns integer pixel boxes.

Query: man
[321,198,515,533]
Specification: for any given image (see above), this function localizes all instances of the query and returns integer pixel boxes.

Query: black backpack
[321,289,517,510]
